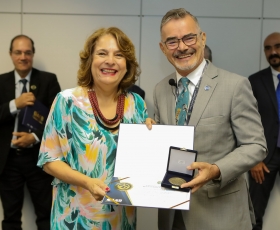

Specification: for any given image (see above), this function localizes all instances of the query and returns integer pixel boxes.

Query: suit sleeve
[0,74,15,124]
[33,73,61,141]
[215,77,267,188]
[46,73,61,108]
[0,102,14,124]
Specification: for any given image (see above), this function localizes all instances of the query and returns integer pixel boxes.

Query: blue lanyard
[176,63,207,125]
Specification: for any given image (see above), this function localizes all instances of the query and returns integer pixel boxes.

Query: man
[204,44,212,62]
[248,32,280,230]
[146,8,267,230]
[0,35,61,229]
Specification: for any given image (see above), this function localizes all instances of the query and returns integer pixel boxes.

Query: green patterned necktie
[175,77,190,125]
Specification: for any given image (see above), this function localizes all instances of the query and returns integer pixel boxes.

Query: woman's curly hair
[77,27,141,97]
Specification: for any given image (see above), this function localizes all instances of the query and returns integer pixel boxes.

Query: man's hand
[181,162,221,193]
[145,118,156,130]
[11,132,36,148]
[15,92,35,109]
[250,162,269,184]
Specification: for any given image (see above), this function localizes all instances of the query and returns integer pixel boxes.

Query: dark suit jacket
[249,67,278,164]
[128,84,145,99]
[0,68,61,174]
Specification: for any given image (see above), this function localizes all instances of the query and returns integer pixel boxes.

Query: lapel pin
[204,85,210,91]
[31,85,37,90]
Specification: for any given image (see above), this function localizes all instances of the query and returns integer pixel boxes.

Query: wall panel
[23,0,141,15]
[199,18,262,77]
[0,0,21,12]
[263,0,280,18]
[0,14,21,74]
[142,0,262,18]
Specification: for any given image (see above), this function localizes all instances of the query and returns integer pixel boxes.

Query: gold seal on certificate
[168,177,186,186]
[115,182,133,191]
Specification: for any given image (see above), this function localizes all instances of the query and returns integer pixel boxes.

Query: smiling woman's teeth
[102,69,116,73]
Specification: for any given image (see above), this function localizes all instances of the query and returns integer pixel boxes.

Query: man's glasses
[11,51,33,57]
[163,32,201,50]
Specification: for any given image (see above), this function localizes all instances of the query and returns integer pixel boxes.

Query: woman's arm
[44,161,108,201]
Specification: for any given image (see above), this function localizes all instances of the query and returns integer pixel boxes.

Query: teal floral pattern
[38,87,148,230]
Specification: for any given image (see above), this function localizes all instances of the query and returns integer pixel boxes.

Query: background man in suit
[204,44,212,62]
[128,84,145,99]
[0,35,61,230]
[248,32,280,230]
[146,8,267,230]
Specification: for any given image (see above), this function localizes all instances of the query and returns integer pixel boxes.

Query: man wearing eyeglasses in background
[0,35,61,230]
[146,8,267,230]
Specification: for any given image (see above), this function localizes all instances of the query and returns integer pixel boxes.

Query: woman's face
[91,34,127,90]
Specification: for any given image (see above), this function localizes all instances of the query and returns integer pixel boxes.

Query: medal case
[161,146,197,192]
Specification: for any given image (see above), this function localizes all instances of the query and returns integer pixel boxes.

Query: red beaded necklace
[88,89,125,128]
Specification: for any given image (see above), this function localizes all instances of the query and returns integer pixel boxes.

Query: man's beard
[174,61,198,71]
[270,62,280,68]
[268,54,280,68]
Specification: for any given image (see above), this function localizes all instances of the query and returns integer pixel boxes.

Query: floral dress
[38,86,148,230]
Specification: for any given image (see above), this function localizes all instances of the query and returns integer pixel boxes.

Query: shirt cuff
[31,133,40,144]
[9,99,18,115]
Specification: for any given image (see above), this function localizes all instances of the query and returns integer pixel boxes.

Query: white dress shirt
[271,66,280,90]
[176,59,207,102]
[9,70,39,147]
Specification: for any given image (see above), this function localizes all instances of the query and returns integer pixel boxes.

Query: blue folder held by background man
[22,100,49,131]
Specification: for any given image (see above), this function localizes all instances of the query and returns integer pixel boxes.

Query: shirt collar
[14,69,32,84]
[270,66,280,78]
[176,59,207,86]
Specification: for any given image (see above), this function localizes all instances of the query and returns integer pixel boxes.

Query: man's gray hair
[160,8,200,32]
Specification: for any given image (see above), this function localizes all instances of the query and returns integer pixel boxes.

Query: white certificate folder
[102,123,195,210]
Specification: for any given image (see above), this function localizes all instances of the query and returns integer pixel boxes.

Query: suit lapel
[29,68,39,97]
[188,64,218,127]
[6,71,16,100]
[260,67,277,114]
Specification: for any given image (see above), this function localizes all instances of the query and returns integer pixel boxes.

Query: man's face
[10,37,34,78]
[264,33,280,71]
[159,16,206,76]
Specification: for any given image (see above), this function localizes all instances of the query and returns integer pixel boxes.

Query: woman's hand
[145,118,156,130]
[44,161,110,201]
[85,178,109,201]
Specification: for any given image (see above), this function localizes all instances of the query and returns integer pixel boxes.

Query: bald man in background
[249,32,280,230]
[204,44,212,62]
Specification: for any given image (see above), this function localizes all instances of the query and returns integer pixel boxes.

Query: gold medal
[114,182,133,191]
[169,177,186,186]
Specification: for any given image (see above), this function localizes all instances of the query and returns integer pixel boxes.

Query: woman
[38,27,148,229]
